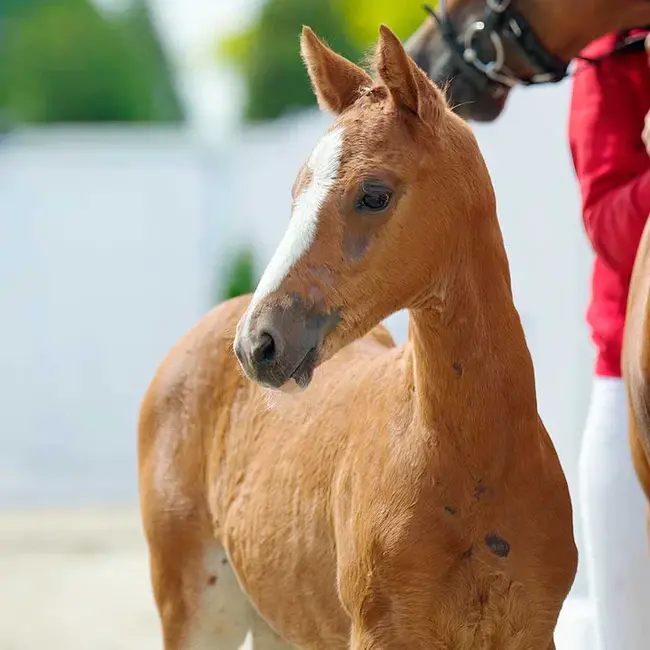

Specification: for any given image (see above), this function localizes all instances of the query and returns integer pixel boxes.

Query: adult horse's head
[234,24,492,391]
[405,0,650,122]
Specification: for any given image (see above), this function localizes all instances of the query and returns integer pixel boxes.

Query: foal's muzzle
[234,300,339,390]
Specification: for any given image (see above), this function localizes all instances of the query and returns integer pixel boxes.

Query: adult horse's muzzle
[407,30,509,122]
[234,299,340,390]
[405,1,569,123]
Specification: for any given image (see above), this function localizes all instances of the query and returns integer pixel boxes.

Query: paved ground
[0,508,592,650]
[0,508,160,650]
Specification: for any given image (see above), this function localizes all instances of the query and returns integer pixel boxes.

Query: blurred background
[0,0,594,647]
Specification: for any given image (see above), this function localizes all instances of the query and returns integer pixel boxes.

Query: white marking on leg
[250,126,345,310]
[185,546,252,650]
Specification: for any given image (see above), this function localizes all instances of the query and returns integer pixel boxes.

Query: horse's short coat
[138,25,577,650]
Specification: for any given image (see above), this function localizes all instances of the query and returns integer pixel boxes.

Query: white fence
[0,82,593,610]
[0,127,218,506]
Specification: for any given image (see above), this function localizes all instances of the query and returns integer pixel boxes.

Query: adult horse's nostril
[252,331,277,366]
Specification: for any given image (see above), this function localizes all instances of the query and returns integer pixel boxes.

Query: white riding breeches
[579,376,650,650]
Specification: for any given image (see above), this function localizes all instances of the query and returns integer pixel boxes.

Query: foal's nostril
[253,331,277,366]
[234,338,245,365]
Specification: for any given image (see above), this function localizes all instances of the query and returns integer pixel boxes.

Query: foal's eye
[355,182,393,213]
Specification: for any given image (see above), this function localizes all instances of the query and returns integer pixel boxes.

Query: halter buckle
[486,0,511,13]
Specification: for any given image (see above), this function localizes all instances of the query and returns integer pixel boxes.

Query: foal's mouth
[236,302,339,392]
[289,346,319,390]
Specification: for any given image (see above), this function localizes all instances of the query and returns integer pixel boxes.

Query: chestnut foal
[138,25,577,650]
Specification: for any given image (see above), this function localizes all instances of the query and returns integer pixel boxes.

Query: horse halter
[421,0,569,93]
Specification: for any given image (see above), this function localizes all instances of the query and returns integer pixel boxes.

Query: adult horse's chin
[443,75,509,122]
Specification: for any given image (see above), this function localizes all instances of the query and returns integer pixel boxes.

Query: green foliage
[0,0,184,123]
[222,248,258,301]
[216,0,431,123]
[336,0,432,50]
[219,0,360,123]
[120,0,185,122]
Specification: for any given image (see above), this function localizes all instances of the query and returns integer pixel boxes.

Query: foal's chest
[432,566,537,649]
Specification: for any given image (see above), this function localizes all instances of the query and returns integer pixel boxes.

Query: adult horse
[405,0,650,122]
[138,24,577,650]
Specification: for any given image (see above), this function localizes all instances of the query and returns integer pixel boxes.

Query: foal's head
[234,25,492,391]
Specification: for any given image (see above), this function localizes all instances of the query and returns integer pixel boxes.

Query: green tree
[221,247,258,301]
[218,0,360,123]
[217,0,430,123]
[336,0,431,51]
[0,0,184,123]
[121,0,184,122]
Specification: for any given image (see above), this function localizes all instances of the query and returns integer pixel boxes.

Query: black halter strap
[422,0,568,91]
[422,1,650,91]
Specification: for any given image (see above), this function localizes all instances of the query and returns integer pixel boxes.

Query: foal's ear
[301,26,373,114]
[376,24,444,122]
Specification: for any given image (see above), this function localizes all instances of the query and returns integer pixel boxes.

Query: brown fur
[408,0,650,542]
[623,219,650,531]
[138,25,577,650]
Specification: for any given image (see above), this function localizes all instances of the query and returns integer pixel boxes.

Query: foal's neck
[407,214,538,465]
[519,0,650,62]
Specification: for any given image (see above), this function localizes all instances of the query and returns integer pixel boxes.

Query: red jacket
[569,30,650,377]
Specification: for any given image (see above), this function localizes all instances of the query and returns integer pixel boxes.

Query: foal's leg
[139,354,256,649]
[145,510,251,650]
[147,510,292,650]
[148,532,252,650]
[151,537,294,650]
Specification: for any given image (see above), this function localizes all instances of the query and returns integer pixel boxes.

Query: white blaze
[250,126,345,309]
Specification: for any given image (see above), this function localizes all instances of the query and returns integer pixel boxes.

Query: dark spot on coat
[485,533,510,558]
[474,479,487,500]
[444,505,458,516]
[207,575,217,586]
[461,545,473,560]
[452,362,463,376]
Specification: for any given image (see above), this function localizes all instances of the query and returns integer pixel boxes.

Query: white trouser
[579,376,650,649]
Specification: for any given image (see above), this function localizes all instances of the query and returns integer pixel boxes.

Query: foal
[138,25,577,650]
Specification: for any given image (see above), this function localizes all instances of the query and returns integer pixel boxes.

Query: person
[569,28,650,650]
